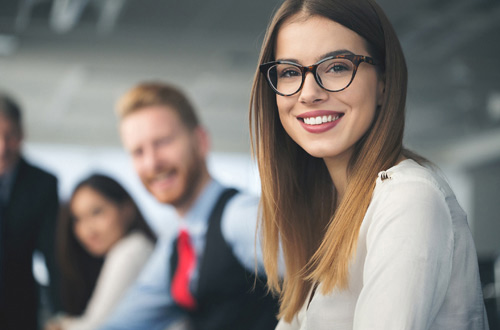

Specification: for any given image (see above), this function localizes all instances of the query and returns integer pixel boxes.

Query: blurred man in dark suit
[0,92,60,330]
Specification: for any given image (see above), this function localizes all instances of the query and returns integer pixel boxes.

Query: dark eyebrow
[276,49,355,64]
[320,49,355,60]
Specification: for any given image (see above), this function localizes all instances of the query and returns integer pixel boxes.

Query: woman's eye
[325,61,351,74]
[330,63,349,72]
[91,206,104,217]
[279,68,301,78]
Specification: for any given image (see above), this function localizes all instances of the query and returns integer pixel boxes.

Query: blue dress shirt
[99,179,265,330]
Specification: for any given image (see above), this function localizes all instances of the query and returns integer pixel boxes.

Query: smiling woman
[71,185,130,257]
[250,0,489,329]
[46,174,156,330]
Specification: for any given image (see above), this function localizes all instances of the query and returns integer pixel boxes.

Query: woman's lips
[297,110,344,133]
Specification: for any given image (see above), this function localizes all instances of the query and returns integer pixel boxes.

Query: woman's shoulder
[375,158,453,199]
[365,159,467,236]
[362,159,460,253]
[367,159,460,227]
[108,231,155,259]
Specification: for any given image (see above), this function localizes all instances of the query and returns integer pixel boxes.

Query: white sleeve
[353,180,454,330]
[61,233,154,330]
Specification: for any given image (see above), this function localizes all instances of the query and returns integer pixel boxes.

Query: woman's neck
[323,151,352,204]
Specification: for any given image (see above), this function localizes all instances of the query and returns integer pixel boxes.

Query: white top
[277,159,489,330]
[60,231,155,330]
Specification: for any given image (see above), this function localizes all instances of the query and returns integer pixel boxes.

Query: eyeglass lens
[267,58,355,95]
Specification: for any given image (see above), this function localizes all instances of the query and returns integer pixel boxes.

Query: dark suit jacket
[0,157,60,330]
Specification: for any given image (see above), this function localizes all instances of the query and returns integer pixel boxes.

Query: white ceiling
[1,0,499,163]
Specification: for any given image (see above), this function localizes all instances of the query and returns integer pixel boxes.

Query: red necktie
[171,228,197,310]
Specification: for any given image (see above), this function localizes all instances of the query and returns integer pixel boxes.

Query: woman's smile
[297,110,344,133]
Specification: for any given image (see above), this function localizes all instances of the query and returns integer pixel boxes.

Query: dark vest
[170,188,279,330]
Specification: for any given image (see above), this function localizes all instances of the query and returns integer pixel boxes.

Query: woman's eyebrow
[319,49,354,60]
[275,49,354,64]
[274,57,300,63]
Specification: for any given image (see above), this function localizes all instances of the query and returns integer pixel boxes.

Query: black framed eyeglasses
[259,54,378,96]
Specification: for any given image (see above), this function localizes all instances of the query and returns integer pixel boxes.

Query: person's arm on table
[99,238,187,330]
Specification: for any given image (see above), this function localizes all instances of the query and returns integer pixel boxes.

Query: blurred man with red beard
[100,82,278,330]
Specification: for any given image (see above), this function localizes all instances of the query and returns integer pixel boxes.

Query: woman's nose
[298,72,328,104]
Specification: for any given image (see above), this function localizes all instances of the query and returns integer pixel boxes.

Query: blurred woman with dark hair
[46,174,156,330]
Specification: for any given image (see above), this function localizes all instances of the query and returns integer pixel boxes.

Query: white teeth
[303,114,340,125]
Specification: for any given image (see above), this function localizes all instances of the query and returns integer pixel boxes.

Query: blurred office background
[0,0,499,327]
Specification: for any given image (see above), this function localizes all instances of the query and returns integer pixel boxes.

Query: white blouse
[60,231,154,330]
[277,159,488,330]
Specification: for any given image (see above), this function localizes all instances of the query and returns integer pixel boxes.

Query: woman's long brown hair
[250,0,410,322]
[57,173,156,315]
